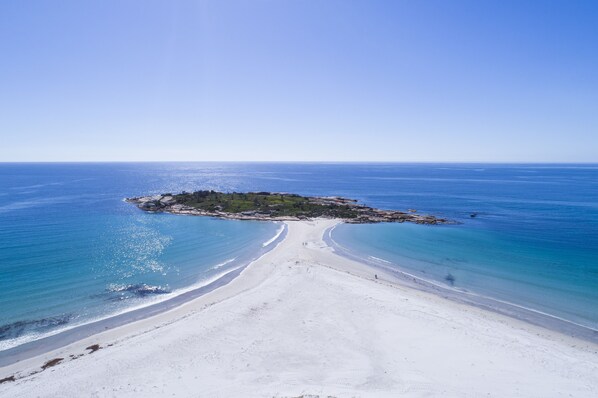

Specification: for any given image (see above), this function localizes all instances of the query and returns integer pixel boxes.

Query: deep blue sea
[1,163,597,351]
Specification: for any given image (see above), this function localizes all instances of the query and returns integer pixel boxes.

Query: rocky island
[126,191,450,225]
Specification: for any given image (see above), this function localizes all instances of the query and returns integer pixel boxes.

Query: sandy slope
[1,219,597,397]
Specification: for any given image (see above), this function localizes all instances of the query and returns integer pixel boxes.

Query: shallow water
[1,162,597,350]
[0,163,279,350]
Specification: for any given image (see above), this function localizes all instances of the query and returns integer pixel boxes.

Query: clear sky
[1,0,597,162]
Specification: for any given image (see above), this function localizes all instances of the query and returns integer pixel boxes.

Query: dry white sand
[1,219,597,397]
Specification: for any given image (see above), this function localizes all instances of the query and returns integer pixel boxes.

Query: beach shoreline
[0,221,289,366]
[1,219,597,396]
[325,224,598,344]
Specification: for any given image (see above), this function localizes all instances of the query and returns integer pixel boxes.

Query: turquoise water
[0,163,280,350]
[332,222,598,330]
[0,162,597,351]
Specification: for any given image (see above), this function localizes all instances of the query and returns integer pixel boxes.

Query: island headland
[125,190,451,224]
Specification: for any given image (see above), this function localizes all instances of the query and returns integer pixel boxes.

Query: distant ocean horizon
[1,162,597,352]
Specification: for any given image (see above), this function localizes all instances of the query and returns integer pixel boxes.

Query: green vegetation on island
[172,191,360,218]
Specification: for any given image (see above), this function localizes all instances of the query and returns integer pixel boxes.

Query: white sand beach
[1,219,597,397]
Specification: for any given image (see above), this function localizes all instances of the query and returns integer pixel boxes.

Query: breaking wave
[211,258,236,270]
[262,224,284,247]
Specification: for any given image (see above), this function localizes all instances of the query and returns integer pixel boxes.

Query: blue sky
[1,1,597,162]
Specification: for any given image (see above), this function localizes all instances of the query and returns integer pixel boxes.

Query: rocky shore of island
[125,191,451,225]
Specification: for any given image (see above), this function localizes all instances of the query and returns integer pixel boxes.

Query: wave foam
[211,258,236,270]
[262,224,284,247]
[368,256,391,264]
[107,283,171,297]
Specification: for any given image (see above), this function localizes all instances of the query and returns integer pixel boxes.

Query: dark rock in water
[107,283,171,298]
[0,314,72,341]
[445,273,456,285]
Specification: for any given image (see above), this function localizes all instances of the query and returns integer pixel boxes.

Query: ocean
[0,162,597,353]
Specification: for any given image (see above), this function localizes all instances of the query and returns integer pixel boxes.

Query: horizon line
[1,160,597,165]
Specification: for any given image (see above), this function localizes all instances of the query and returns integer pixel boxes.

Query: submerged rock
[107,283,171,298]
[0,314,72,340]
